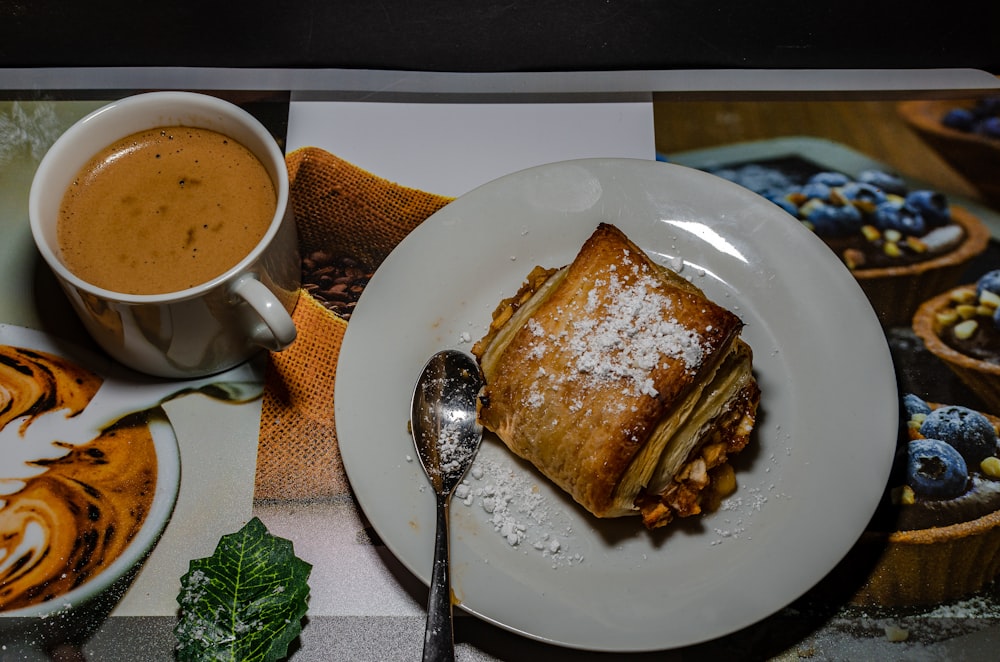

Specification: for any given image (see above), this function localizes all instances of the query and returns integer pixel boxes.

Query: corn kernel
[978,305,995,318]
[861,225,881,242]
[954,319,979,339]
[905,236,927,253]
[981,290,1000,309]
[884,229,903,243]
[883,242,902,258]
[950,288,978,305]
[853,199,878,214]
[956,304,979,320]
[891,485,916,505]
[843,248,864,269]
[787,191,808,205]
[936,309,960,326]
[981,457,1000,479]
[799,199,825,217]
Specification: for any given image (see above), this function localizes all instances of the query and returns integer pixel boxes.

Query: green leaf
[174,517,312,662]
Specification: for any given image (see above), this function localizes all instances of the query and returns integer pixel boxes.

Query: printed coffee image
[57,126,276,295]
[0,346,157,611]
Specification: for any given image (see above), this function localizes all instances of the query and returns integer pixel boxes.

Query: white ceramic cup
[29,91,299,378]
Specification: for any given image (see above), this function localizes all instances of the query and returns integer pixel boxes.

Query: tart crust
[838,406,1000,606]
[851,510,1000,606]
[853,206,989,327]
[913,285,1000,412]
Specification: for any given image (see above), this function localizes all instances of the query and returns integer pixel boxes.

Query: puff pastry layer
[473,223,760,529]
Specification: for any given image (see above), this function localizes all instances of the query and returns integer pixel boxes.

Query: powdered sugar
[455,453,584,568]
[709,440,789,546]
[522,251,706,408]
[710,486,768,544]
[434,418,477,478]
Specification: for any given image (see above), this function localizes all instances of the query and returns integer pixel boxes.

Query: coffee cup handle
[231,275,297,351]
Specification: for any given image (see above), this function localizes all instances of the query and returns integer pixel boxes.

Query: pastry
[913,270,1000,413]
[472,223,759,529]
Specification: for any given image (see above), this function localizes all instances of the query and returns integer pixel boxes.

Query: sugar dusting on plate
[410,420,792,566]
[456,453,584,569]
[408,353,792,562]
[712,420,792,545]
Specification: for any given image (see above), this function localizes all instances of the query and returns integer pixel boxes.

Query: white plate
[335,158,898,651]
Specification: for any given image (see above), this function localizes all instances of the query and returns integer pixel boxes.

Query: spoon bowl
[410,349,484,662]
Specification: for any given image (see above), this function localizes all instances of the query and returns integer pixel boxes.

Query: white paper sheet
[285,100,655,197]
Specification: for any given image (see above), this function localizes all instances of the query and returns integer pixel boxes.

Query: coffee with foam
[57,125,276,295]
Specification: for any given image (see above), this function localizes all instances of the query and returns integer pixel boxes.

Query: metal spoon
[410,349,485,662]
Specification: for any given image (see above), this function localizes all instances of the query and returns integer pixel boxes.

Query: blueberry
[905,190,951,227]
[974,96,1000,118]
[873,200,926,236]
[942,108,977,132]
[903,393,932,419]
[976,270,1000,298]
[729,165,792,196]
[711,168,739,183]
[857,170,907,196]
[907,439,969,499]
[800,181,832,201]
[838,181,888,211]
[920,405,998,466]
[806,202,863,237]
[808,171,850,188]
[979,116,1000,139]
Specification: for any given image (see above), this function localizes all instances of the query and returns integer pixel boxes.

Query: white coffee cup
[29,92,299,378]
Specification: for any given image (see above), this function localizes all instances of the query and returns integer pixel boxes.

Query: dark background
[0,0,996,73]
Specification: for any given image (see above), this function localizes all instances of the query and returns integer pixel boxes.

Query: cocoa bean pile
[301,251,374,320]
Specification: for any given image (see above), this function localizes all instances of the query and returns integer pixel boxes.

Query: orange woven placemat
[254,147,453,500]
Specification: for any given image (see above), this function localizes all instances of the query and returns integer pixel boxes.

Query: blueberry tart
[714,166,990,327]
[850,395,1000,606]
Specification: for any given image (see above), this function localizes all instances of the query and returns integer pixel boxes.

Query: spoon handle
[423,494,456,662]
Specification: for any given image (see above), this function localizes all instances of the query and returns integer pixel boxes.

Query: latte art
[0,346,157,611]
